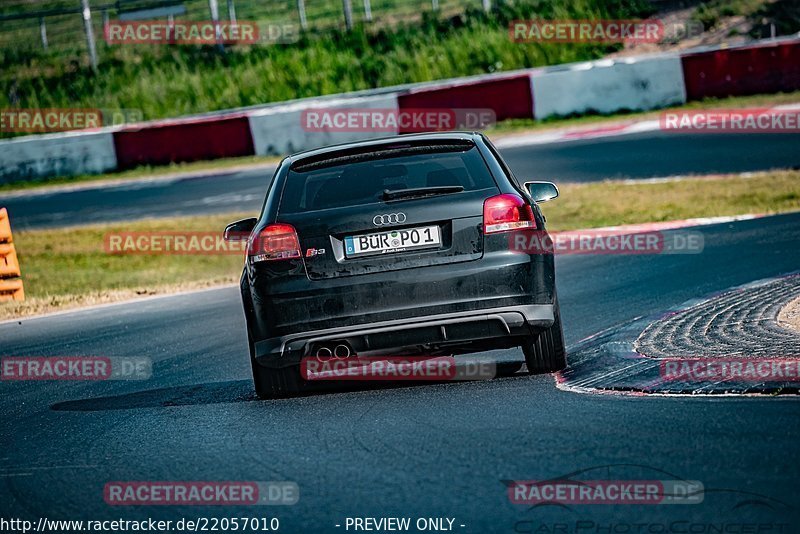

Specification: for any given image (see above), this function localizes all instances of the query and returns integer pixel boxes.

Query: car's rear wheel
[248,331,303,399]
[522,302,567,374]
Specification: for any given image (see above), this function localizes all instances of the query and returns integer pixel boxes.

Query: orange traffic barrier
[0,279,24,301]
[0,208,24,302]
[0,243,20,278]
[0,207,10,242]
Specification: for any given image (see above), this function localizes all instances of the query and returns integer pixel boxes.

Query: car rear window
[279,144,496,213]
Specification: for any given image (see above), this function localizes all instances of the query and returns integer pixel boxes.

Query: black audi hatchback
[225,132,565,398]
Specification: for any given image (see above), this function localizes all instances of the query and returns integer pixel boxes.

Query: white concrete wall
[531,55,687,119]
[0,131,118,184]
[248,94,400,156]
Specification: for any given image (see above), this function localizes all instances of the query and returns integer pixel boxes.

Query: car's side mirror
[524,181,559,203]
[224,217,258,241]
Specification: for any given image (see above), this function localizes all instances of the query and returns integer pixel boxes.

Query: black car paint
[237,132,556,368]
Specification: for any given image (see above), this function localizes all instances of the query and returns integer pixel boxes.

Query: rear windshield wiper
[382,185,464,201]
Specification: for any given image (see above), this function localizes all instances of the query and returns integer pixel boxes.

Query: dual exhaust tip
[315,343,352,359]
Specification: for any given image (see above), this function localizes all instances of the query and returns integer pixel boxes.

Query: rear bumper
[248,249,554,326]
[254,303,554,368]
[245,250,556,367]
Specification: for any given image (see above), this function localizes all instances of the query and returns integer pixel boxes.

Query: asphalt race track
[3,212,799,530]
[2,130,799,229]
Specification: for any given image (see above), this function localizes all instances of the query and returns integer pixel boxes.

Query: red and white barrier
[397,73,534,131]
[113,114,254,170]
[682,40,800,100]
[1,37,798,183]
[247,94,400,156]
[531,55,686,119]
[0,130,117,183]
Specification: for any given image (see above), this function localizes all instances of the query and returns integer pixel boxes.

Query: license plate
[344,225,441,257]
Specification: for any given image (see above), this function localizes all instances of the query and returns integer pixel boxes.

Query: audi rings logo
[373,213,407,226]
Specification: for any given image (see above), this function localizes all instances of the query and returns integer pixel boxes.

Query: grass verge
[1,1,652,122]
[2,169,798,320]
[2,213,250,320]
[545,170,800,231]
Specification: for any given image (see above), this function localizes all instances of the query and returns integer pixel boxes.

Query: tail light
[483,194,537,234]
[248,223,301,262]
